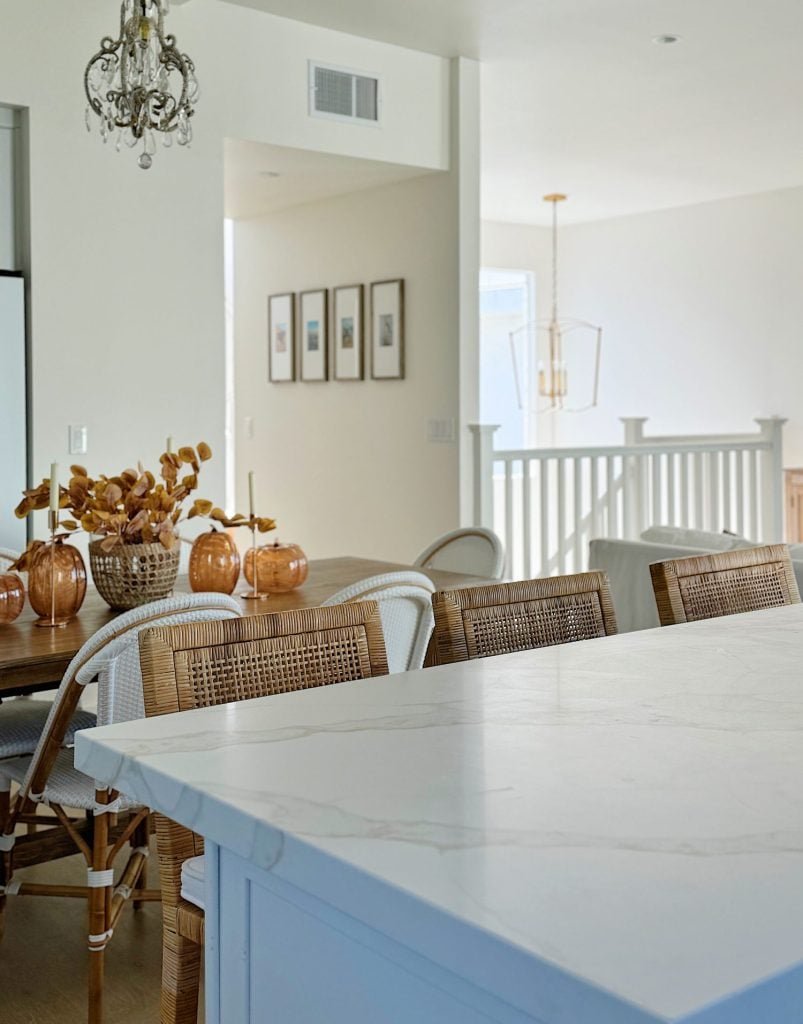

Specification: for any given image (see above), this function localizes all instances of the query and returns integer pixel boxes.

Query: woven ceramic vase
[89,539,180,611]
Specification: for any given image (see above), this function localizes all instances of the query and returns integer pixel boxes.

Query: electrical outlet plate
[69,425,88,456]
[427,418,456,444]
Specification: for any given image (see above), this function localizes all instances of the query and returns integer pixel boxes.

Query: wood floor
[0,838,203,1024]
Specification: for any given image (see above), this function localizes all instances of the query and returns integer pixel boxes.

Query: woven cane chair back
[650,544,801,626]
[432,573,618,665]
[138,603,389,1024]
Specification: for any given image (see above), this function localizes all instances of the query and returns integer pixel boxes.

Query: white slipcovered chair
[0,592,243,1020]
[0,547,96,762]
[414,527,505,580]
[323,571,435,673]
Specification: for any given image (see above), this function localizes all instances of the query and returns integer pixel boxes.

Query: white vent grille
[309,62,381,125]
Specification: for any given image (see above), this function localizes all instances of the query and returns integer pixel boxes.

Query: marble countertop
[75,605,803,1023]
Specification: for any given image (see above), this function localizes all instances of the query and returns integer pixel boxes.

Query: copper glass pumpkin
[189,530,241,595]
[28,540,87,626]
[0,572,25,624]
[244,542,308,594]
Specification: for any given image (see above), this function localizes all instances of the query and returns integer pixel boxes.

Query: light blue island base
[76,606,803,1024]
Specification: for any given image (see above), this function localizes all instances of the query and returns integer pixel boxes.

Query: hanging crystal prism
[84,0,198,170]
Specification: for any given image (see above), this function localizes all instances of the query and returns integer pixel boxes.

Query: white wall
[0,0,450,546]
[0,106,19,271]
[483,187,803,465]
[234,170,462,562]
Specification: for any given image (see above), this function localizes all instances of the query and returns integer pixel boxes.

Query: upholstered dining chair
[649,544,801,626]
[137,602,389,1024]
[414,527,505,580]
[0,593,242,1024]
[432,572,618,665]
[323,570,435,673]
[0,547,20,567]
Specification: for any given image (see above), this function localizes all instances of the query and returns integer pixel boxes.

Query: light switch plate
[69,424,88,456]
[427,418,456,443]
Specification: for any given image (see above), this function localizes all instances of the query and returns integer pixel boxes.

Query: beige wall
[233,169,464,562]
[0,0,450,548]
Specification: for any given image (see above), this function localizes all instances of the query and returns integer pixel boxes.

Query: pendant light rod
[543,193,567,324]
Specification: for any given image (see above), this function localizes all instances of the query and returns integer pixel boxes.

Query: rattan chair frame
[649,544,801,626]
[138,602,389,1024]
[432,572,618,665]
[0,595,242,1024]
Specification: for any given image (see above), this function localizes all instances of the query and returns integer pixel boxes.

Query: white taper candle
[49,463,59,512]
[248,471,256,519]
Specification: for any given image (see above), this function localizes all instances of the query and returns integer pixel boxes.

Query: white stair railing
[469,417,786,580]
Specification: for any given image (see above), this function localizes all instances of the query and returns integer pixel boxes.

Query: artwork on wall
[371,279,405,380]
[333,284,364,381]
[268,293,295,382]
[299,289,329,382]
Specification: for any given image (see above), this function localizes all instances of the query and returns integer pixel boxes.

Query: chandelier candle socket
[84,0,199,170]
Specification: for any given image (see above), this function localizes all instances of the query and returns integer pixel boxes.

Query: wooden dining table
[0,556,490,698]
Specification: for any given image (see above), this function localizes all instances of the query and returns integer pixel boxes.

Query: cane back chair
[432,572,618,665]
[138,602,389,1024]
[650,544,801,626]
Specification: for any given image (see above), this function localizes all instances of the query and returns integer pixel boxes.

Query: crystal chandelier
[509,194,603,413]
[84,0,199,170]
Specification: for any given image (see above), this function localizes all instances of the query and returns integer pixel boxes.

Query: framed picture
[268,293,295,383]
[371,279,405,380]
[299,289,329,382]
[333,284,364,381]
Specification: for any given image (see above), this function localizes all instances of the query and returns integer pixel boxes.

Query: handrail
[471,417,786,579]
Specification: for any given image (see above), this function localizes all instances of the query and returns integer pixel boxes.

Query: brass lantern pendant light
[84,0,199,170]
[509,193,603,414]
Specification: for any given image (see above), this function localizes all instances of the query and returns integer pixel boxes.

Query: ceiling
[219,0,803,225]
[224,140,432,220]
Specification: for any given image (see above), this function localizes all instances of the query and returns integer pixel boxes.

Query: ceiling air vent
[309,62,381,126]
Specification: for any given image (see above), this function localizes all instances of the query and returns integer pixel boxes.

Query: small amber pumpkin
[189,529,241,595]
[244,542,308,594]
[28,539,87,625]
[0,572,25,624]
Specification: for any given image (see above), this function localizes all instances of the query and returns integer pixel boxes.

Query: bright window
[479,268,536,448]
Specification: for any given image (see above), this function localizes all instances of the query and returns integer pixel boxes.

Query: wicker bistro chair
[0,593,243,1024]
[432,572,618,665]
[322,571,436,673]
[0,545,97,764]
[650,544,801,627]
[137,602,389,1024]
[415,527,506,580]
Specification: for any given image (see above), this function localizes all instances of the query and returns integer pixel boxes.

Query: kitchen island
[75,605,803,1023]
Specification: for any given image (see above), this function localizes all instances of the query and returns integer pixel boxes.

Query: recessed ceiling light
[653,34,680,45]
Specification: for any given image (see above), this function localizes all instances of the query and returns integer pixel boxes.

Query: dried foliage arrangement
[15,442,214,555]
[192,506,277,536]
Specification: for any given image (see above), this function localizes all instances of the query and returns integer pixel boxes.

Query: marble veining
[76,605,803,1022]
